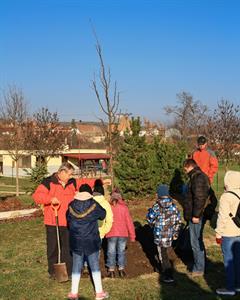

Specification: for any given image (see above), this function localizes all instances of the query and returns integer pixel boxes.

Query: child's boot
[118,269,127,278]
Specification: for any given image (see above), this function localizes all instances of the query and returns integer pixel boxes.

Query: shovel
[51,203,69,283]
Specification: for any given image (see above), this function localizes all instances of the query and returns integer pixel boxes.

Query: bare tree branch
[91,27,121,187]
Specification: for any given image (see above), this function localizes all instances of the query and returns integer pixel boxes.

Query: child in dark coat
[67,184,109,300]
[147,184,181,283]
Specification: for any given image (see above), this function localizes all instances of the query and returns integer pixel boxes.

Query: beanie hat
[110,192,122,202]
[157,184,169,198]
[93,185,105,196]
[79,184,92,194]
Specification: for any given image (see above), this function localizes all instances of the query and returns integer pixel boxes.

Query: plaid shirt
[147,197,181,247]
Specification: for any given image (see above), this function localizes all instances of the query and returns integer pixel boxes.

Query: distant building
[0,149,109,177]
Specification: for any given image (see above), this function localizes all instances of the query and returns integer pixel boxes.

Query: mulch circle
[0,196,26,212]
[0,196,42,224]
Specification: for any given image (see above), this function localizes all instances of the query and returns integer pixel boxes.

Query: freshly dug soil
[99,224,179,278]
[0,196,25,212]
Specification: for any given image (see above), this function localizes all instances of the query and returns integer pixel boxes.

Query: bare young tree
[165,91,208,140]
[28,107,69,165]
[92,36,120,186]
[206,99,240,168]
[0,86,30,196]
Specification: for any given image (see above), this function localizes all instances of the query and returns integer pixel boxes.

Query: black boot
[107,270,115,278]
[119,269,127,278]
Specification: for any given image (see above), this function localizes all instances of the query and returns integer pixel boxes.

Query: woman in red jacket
[105,189,135,278]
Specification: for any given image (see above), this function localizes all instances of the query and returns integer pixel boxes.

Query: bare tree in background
[165,91,208,140]
[0,86,30,196]
[92,36,120,187]
[206,99,240,168]
[28,107,68,165]
[143,118,165,143]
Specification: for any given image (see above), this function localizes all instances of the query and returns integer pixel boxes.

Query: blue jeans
[71,251,102,294]
[189,219,205,272]
[221,236,240,291]
[107,237,127,270]
[72,251,100,274]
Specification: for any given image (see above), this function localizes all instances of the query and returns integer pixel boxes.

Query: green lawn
[1,165,240,299]
[0,176,33,189]
[0,216,239,300]
[0,176,34,206]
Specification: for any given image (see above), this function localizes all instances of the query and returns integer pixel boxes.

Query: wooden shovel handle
[51,202,61,216]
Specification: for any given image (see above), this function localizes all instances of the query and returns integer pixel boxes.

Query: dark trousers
[157,246,173,277]
[46,225,72,276]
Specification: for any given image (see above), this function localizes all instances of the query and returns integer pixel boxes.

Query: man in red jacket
[192,136,218,184]
[33,162,77,278]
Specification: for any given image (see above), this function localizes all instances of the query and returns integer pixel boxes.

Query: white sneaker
[216,288,236,296]
[95,291,109,300]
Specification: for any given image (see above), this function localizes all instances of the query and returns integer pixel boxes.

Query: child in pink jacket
[105,189,135,278]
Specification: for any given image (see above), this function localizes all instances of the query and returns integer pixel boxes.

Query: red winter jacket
[192,148,218,184]
[32,174,77,226]
[106,199,136,241]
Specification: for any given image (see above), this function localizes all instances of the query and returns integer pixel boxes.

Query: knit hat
[157,184,169,198]
[110,192,122,201]
[93,185,105,196]
[93,179,104,195]
[79,184,92,194]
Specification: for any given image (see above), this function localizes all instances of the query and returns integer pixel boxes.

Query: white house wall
[0,149,107,177]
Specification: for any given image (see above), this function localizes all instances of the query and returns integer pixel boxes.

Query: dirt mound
[0,196,25,212]
[99,240,155,278]
[99,223,179,278]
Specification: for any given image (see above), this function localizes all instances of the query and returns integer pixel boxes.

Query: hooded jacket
[105,199,135,241]
[93,193,113,239]
[67,191,106,256]
[215,171,240,237]
[183,166,210,221]
[147,197,181,247]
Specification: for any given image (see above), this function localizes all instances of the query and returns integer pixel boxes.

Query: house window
[19,156,31,168]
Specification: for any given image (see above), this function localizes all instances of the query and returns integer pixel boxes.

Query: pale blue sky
[0,0,240,122]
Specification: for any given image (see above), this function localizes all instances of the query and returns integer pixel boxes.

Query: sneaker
[216,288,236,296]
[119,269,127,278]
[67,292,79,300]
[95,291,109,300]
[162,276,175,283]
[190,271,204,278]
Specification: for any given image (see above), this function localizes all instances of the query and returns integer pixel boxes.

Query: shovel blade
[53,263,69,283]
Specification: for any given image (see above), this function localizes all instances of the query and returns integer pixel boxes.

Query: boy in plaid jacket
[147,184,181,283]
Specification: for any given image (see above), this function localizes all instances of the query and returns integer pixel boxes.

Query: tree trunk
[108,119,114,190]
[16,159,19,197]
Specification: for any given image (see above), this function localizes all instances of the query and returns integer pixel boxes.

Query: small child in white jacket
[215,171,240,296]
